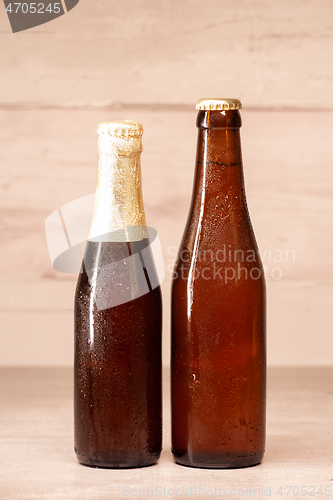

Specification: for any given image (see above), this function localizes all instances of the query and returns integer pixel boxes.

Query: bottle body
[74,240,162,468]
[74,121,162,468]
[171,107,266,468]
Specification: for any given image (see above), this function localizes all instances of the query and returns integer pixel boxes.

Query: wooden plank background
[0,0,332,366]
[0,107,332,366]
[0,0,332,108]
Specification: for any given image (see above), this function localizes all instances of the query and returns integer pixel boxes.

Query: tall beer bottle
[171,99,266,468]
[74,121,162,468]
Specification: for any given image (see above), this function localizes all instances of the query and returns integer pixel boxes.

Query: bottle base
[78,459,159,469]
[75,449,161,469]
[172,451,264,469]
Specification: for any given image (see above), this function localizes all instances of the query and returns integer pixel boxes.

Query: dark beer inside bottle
[74,235,162,468]
[171,109,266,469]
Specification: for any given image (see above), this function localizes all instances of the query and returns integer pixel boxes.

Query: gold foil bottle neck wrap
[196,98,242,111]
[88,121,148,243]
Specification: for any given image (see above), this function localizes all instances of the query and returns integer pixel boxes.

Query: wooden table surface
[0,367,332,500]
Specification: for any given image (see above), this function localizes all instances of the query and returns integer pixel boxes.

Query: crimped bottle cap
[97,120,143,139]
[97,120,143,155]
[196,98,242,111]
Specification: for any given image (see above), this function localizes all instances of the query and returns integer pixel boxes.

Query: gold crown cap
[97,120,143,139]
[196,98,242,111]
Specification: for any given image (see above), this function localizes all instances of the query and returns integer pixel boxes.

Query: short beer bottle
[74,121,162,468]
[171,99,266,468]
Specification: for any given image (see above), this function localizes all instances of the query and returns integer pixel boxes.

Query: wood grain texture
[0,107,332,281]
[0,0,332,107]
[0,106,332,366]
[0,367,332,499]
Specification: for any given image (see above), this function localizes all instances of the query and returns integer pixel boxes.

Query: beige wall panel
[0,107,332,281]
[267,280,333,366]
[0,278,332,367]
[0,0,332,107]
[0,309,74,366]
[0,106,332,366]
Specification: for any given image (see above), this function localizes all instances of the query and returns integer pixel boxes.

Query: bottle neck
[192,110,246,211]
[88,150,148,242]
[183,110,251,254]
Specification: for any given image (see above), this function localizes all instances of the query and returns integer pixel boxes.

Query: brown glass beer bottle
[171,99,266,468]
[74,121,162,468]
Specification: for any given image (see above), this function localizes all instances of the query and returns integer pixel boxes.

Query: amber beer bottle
[74,121,162,468]
[171,99,266,468]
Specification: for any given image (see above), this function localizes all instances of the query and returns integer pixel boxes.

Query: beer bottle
[171,99,266,468]
[74,121,162,468]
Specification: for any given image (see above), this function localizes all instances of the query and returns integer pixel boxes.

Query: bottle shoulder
[173,216,264,287]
